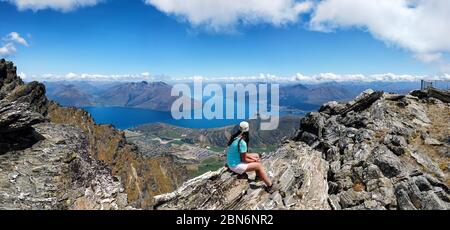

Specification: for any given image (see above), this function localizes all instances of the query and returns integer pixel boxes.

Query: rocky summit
[0,60,186,210]
[0,59,133,209]
[154,89,450,210]
[154,142,329,210]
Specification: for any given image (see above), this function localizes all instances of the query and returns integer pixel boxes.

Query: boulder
[300,112,326,137]
[319,101,346,115]
[0,123,131,210]
[338,189,369,208]
[339,91,383,115]
[373,147,405,178]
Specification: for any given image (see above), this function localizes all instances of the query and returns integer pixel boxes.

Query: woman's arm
[238,139,260,163]
[241,153,260,163]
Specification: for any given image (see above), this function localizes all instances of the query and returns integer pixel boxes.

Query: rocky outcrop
[411,88,450,104]
[0,59,47,154]
[0,60,48,153]
[296,89,449,210]
[154,88,449,210]
[0,123,131,210]
[154,142,329,210]
[47,102,187,209]
[0,59,131,210]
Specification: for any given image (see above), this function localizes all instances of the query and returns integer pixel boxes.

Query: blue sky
[0,0,449,81]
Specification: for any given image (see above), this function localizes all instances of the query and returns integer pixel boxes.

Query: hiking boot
[237,173,249,180]
[265,181,278,193]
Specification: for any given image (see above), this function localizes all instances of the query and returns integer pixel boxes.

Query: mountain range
[3,59,449,210]
[46,84,93,107]
[45,81,179,111]
[43,79,430,114]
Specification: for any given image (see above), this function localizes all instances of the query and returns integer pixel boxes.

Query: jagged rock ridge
[0,59,131,209]
[154,142,329,210]
[154,89,450,210]
[0,59,185,209]
[47,103,187,208]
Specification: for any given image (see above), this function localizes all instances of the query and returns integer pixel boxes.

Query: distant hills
[280,83,354,111]
[95,81,176,111]
[46,84,93,107]
[43,80,423,112]
[45,81,178,111]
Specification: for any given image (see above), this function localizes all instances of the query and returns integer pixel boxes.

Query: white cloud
[294,73,450,83]
[145,0,450,69]
[144,0,450,56]
[3,0,102,12]
[141,72,151,77]
[26,72,156,82]
[440,64,450,74]
[18,72,27,80]
[0,32,29,57]
[5,32,29,47]
[144,0,313,31]
[0,43,17,56]
[169,74,294,82]
[310,0,450,64]
[414,53,443,63]
[25,71,450,83]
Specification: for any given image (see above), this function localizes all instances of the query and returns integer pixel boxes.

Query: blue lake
[83,95,306,130]
[83,106,248,129]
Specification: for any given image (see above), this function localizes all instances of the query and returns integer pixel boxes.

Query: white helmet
[239,121,250,133]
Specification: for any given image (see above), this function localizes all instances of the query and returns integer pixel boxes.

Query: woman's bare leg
[246,162,272,187]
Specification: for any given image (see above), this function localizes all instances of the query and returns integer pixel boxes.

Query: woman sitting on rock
[226,121,274,191]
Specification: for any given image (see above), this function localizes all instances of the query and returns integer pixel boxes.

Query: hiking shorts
[229,163,248,175]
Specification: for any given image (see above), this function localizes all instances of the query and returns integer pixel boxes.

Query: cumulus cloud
[26,72,157,82]
[141,72,151,77]
[144,0,450,69]
[144,0,313,31]
[187,72,450,83]
[26,71,450,83]
[293,73,450,83]
[18,72,27,80]
[169,74,293,82]
[310,0,450,64]
[0,43,17,56]
[20,72,450,84]
[182,73,449,83]
[414,53,443,63]
[0,32,28,57]
[143,0,450,57]
[3,0,102,12]
[4,32,29,46]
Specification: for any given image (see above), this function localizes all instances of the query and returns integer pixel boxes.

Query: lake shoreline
[82,106,305,130]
